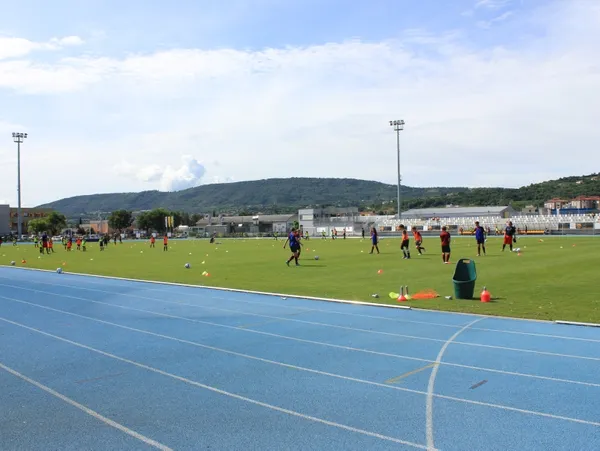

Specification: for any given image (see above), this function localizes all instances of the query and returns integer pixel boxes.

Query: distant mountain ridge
[37,177,464,216]
[37,174,600,217]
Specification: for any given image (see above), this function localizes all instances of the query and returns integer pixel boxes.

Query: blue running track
[1,267,599,450]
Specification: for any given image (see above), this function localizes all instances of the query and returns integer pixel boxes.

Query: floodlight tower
[389,120,405,219]
[12,132,27,240]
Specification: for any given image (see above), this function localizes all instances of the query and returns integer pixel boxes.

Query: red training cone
[397,286,407,302]
[480,287,491,303]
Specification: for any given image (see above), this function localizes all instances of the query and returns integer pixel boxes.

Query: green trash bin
[452,258,477,300]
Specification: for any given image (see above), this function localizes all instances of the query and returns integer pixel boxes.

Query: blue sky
[0,0,599,206]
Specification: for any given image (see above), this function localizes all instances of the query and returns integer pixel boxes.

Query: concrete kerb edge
[0,265,412,311]
[4,265,600,326]
[554,320,600,328]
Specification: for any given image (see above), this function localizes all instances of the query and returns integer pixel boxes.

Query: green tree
[45,212,67,235]
[135,212,151,232]
[190,213,202,225]
[108,209,134,232]
[135,208,171,233]
[28,218,49,234]
[171,211,186,228]
[178,211,191,226]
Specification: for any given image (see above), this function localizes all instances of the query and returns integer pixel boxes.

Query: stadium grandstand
[189,206,600,238]
[374,207,600,237]
[399,206,516,219]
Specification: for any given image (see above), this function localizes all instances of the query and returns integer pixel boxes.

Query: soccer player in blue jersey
[474,221,486,256]
[284,228,301,266]
[369,227,380,254]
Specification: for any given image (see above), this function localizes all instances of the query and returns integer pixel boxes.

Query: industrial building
[195,214,297,236]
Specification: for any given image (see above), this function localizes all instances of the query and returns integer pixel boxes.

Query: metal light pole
[389,120,405,219]
[12,132,27,240]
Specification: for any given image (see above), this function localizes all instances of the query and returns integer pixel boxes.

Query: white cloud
[474,0,512,9]
[0,35,84,60]
[50,36,84,47]
[0,1,599,207]
[477,11,514,28]
[114,156,207,191]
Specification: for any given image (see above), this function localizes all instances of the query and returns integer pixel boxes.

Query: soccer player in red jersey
[400,228,411,259]
[411,227,425,255]
[440,226,451,264]
[502,221,516,252]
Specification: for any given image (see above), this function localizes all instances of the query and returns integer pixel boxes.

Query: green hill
[37,174,600,218]
[37,178,465,217]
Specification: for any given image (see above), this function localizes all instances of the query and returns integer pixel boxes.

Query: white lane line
[2,292,600,389]
[0,361,172,451]
[4,282,600,363]
[36,276,477,329]
[426,318,484,450]
[5,272,600,343]
[0,316,431,450]
[3,300,600,430]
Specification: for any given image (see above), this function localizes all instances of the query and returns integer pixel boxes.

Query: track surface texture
[1,267,599,450]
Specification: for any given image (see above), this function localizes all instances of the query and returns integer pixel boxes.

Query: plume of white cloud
[474,0,512,9]
[114,156,207,192]
[0,35,84,60]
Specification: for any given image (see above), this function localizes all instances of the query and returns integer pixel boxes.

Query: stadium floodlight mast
[389,120,405,219]
[12,132,27,240]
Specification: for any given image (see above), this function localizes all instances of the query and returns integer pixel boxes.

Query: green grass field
[2,235,599,323]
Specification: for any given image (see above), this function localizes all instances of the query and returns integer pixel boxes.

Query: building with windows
[544,196,599,214]
[569,196,600,210]
[544,198,569,210]
[8,207,53,234]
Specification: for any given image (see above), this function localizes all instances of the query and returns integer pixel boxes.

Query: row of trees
[106,209,204,234]
[26,208,203,237]
[27,212,68,235]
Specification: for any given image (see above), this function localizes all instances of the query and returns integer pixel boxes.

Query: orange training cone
[480,287,491,303]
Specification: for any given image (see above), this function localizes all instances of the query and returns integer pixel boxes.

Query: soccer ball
[185,263,191,269]
[314,256,319,260]
[10,261,15,266]
[56,268,63,274]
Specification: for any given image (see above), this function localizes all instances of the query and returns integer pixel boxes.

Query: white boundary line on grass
[0,265,412,311]
[3,265,600,327]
